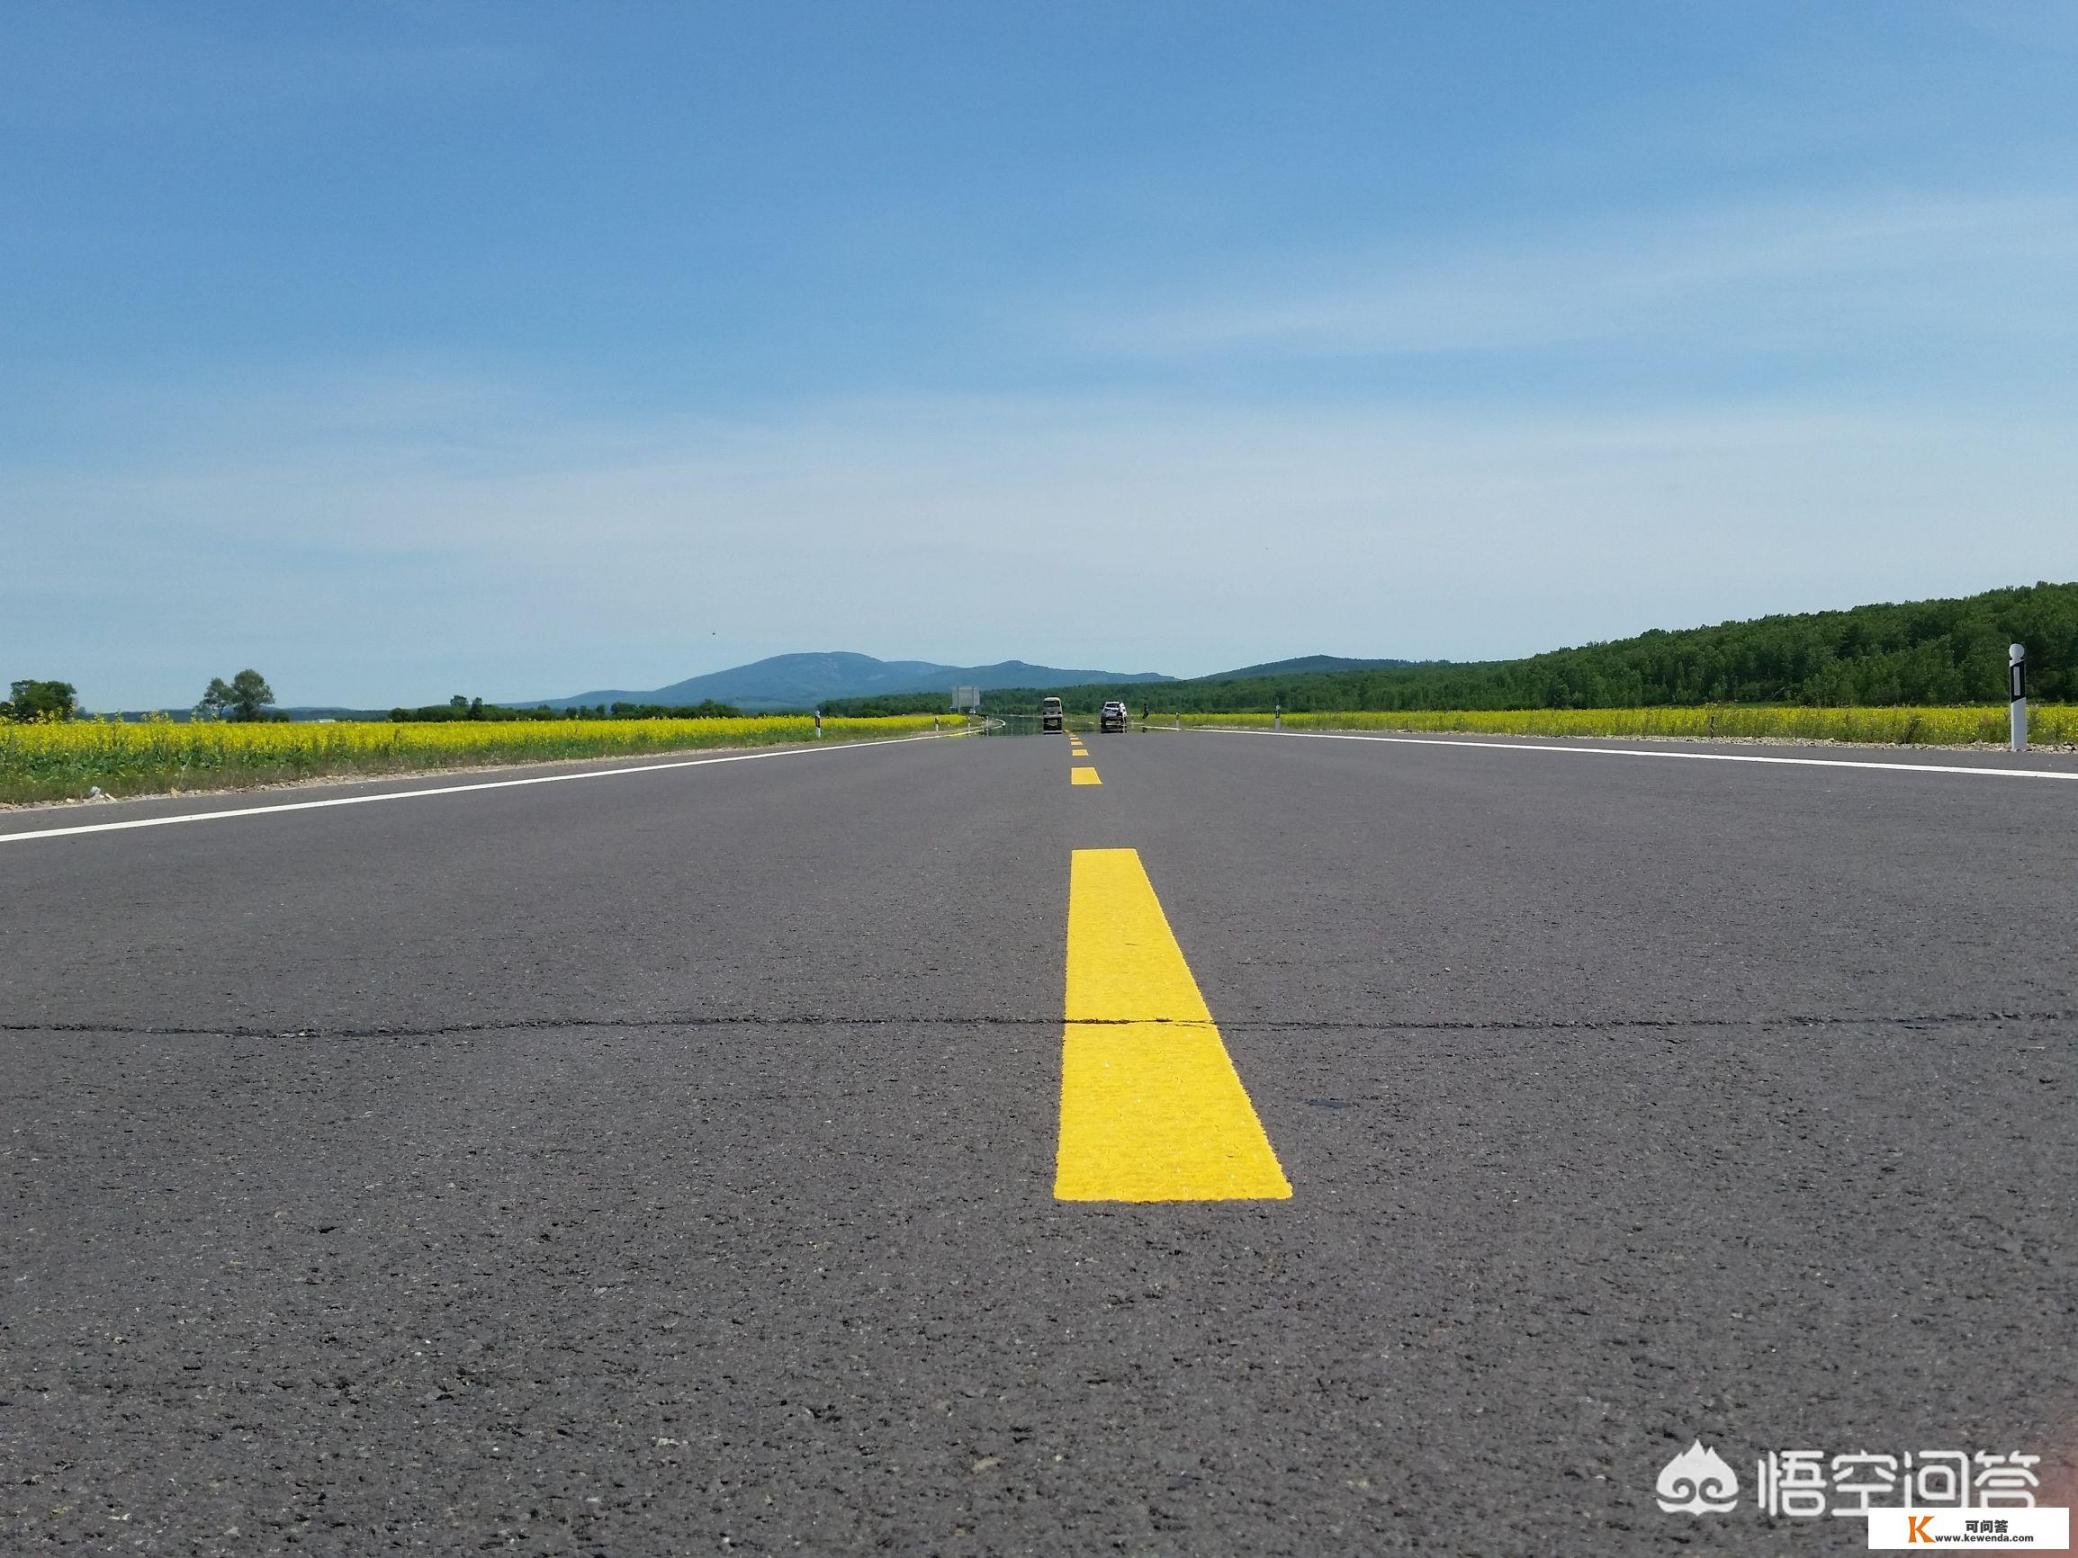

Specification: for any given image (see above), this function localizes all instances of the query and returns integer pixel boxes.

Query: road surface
[6,727,2075,1554]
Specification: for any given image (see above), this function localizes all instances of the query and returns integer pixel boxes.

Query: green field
[0,714,967,806]
[1174,705,2077,745]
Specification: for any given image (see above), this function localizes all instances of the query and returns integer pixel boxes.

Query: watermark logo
[1653,1438,2070,1549]
[1656,1440,1741,1514]
[1866,1507,2070,1548]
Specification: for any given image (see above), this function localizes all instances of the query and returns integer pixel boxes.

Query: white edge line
[1193,725,2078,780]
[0,729,967,845]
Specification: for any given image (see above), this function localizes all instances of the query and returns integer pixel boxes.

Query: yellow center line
[1070,767,1102,785]
[1054,848,1291,1202]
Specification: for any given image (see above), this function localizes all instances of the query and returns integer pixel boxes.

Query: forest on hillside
[941,582,2078,717]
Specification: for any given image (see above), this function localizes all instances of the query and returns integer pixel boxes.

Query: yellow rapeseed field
[0,713,965,805]
[1179,705,2078,745]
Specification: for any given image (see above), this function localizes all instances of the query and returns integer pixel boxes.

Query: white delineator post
[815,709,823,740]
[2009,643,2027,753]
[1274,702,1282,732]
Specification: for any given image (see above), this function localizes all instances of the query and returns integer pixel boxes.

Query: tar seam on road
[1054,847,1292,1203]
[7,1006,2073,1042]
[0,729,967,846]
[1196,726,2078,780]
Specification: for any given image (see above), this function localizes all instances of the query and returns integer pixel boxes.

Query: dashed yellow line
[1054,848,1290,1202]
[1071,767,1102,785]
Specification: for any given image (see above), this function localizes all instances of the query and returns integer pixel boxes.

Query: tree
[5,679,78,721]
[199,670,276,722]
[226,669,276,721]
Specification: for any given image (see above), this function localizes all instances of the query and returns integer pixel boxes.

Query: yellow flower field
[0,713,966,805]
[1177,705,2078,745]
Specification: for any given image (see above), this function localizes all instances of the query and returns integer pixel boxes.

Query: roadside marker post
[2009,644,2027,753]
[1274,702,1282,732]
[815,709,823,739]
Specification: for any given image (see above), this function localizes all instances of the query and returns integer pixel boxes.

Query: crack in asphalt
[3,1008,2074,1041]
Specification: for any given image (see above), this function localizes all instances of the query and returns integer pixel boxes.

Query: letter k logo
[1907,1513,1934,1544]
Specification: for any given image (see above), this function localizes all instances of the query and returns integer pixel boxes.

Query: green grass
[0,713,970,806]
[1175,705,2078,745]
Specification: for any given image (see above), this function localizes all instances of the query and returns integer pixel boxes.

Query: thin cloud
[1073,192,2078,360]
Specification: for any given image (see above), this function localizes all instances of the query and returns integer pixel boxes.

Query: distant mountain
[1196,654,1418,682]
[517,651,1173,711]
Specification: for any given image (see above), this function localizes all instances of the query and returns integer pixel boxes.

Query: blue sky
[5,2,2075,707]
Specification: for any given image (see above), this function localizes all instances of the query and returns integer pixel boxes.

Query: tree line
[389,697,745,722]
[3,669,279,722]
[975,581,2078,715]
[3,673,744,724]
[819,692,951,717]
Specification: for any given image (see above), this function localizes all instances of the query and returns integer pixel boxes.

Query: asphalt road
[5,727,2075,1555]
